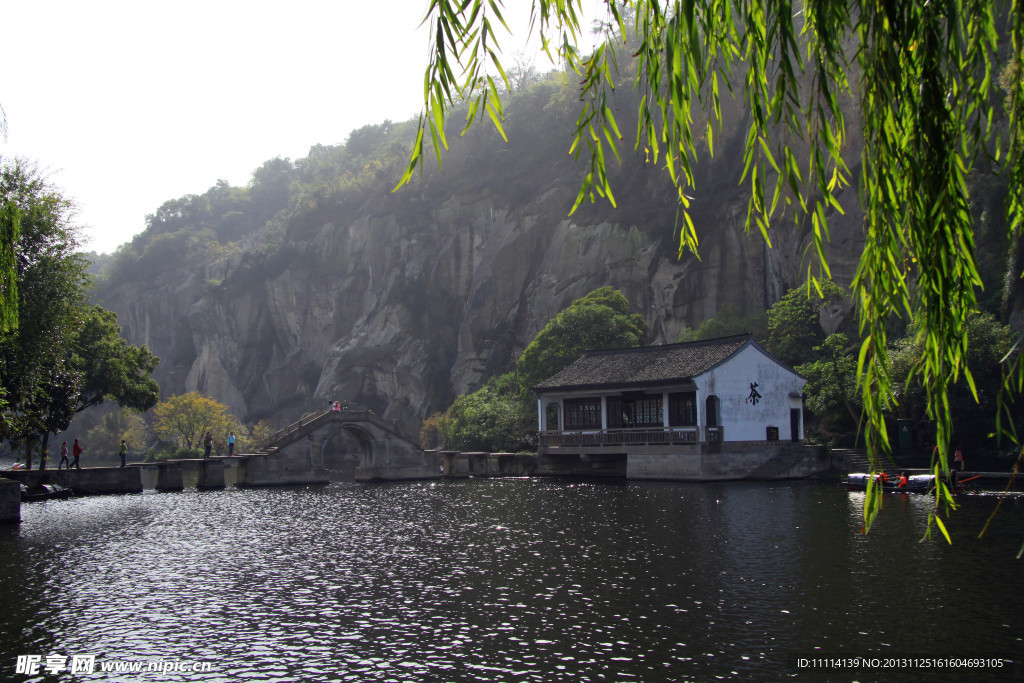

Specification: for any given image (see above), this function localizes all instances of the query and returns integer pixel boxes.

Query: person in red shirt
[896,473,908,488]
[71,439,82,469]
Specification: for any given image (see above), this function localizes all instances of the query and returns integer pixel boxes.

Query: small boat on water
[845,473,961,494]
[20,483,74,502]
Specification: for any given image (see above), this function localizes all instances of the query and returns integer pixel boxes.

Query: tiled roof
[532,333,754,392]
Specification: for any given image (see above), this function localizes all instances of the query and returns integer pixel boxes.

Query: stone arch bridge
[236,409,439,486]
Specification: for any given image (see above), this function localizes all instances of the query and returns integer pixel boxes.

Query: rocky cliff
[97,82,868,436]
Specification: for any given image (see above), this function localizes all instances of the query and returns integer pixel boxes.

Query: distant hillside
[93,66,1020,435]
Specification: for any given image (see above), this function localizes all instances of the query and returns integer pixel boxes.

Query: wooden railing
[539,427,707,448]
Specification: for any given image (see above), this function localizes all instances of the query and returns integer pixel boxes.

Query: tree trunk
[39,431,50,471]
[24,440,33,471]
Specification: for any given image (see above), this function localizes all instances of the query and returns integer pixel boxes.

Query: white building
[532,334,829,480]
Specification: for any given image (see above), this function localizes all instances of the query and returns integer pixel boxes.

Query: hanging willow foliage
[400,0,1024,537]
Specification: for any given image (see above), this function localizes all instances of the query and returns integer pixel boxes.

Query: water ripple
[0,479,1021,681]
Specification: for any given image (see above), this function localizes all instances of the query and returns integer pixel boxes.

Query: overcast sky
[2,0,601,254]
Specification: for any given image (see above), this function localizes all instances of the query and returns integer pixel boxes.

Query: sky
[1,0,602,255]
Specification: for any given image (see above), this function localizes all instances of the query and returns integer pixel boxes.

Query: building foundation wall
[627,442,829,481]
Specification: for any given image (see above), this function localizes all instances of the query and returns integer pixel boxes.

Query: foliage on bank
[145,391,272,461]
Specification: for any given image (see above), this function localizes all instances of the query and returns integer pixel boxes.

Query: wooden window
[668,392,697,426]
[608,394,663,427]
[564,398,602,429]
[632,396,663,426]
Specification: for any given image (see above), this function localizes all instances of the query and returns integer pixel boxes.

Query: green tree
[0,158,89,469]
[765,281,851,368]
[676,305,768,344]
[0,160,161,468]
[795,333,861,442]
[435,287,646,452]
[437,372,536,452]
[85,407,149,459]
[889,313,1021,454]
[516,286,647,389]
[0,189,17,335]
[152,392,233,451]
[72,305,160,415]
[410,0,1024,535]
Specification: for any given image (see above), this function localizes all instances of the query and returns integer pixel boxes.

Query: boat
[844,473,961,494]
[20,483,75,502]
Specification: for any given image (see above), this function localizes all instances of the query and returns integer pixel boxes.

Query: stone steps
[832,448,926,475]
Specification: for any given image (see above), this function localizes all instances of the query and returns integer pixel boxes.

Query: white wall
[694,344,805,442]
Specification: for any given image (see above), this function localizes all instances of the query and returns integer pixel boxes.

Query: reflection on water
[0,479,1021,681]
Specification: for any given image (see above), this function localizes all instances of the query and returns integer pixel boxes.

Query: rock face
[99,107,866,437]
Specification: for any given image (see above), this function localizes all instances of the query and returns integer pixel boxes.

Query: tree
[409,1,1024,535]
[85,407,149,459]
[0,158,89,469]
[795,333,861,442]
[435,287,647,452]
[72,305,160,415]
[676,305,768,344]
[516,286,647,390]
[0,189,17,335]
[889,313,1021,453]
[0,159,160,469]
[152,392,232,451]
[765,280,851,368]
[437,372,537,452]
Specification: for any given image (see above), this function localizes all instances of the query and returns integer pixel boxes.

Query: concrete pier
[0,478,20,523]
[155,463,184,492]
[164,460,226,490]
[197,460,225,489]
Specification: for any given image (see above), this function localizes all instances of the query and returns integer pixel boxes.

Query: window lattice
[565,398,602,429]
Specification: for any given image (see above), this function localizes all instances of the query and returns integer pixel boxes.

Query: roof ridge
[582,332,753,357]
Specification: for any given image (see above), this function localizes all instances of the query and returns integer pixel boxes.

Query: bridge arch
[319,422,376,471]
[254,409,439,482]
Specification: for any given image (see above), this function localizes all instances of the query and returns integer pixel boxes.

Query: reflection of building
[532,333,829,480]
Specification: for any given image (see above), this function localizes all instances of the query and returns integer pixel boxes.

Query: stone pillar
[197,461,225,490]
[156,463,184,492]
[0,478,20,524]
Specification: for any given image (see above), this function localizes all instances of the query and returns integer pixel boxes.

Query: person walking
[71,439,82,469]
[119,439,128,468]
[57,441,70,469]
[203,432,213,460]
[227,432,235,455]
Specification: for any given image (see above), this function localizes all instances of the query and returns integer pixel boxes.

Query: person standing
[203,432,213,460]
[58,441,70,469]
[954,448,964,471]
[71,439,82,469]
[119,439,128,468]
[227,432,235,455]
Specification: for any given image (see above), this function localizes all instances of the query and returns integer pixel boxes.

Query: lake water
[1,477,1021,682]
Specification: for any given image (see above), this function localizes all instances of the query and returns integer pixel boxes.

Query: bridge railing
[259,410,331,450]
[257,408,408,451]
